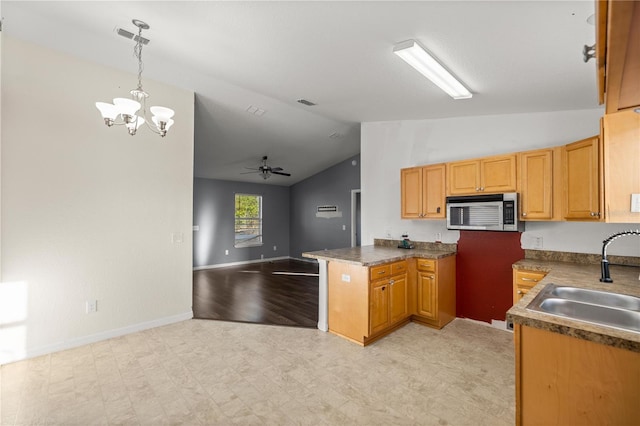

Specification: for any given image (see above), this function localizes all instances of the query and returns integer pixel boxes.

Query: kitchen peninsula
[303,240,456,345]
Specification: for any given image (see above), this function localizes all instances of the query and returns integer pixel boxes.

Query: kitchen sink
[549,286,640,311]
[527,284,640,333]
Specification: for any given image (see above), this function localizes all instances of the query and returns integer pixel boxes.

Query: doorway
[351,189,361,247]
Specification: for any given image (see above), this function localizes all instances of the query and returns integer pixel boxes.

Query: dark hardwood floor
[193,259,319,328]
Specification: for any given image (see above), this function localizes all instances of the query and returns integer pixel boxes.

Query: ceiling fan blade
[271,167,283,172]
[240,171,258,174]
[271,171,291,176]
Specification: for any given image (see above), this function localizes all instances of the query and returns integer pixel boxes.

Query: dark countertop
[508,259,640,352]
[302,245,456,266]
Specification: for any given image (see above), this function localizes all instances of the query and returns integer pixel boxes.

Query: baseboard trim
[0,311,193,365]
[193,256,292,271]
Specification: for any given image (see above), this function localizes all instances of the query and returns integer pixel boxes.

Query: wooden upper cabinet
[597,0,640,113]
[563,136,602,221]
[481,155,517,193]
[447,160,479,195]
[401,167,422,219]
[603,110,640,223]
[447,154,516,195]
[518,148,557,220]
[422,164,446,218]
[401,164,445,219]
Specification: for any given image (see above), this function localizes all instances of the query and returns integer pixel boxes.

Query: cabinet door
[481,154,517,193]
[603,111,640,223]
[389,275,408,324]
[417,272,437,320]
[519,150,553,220]
[447,160,480,195]
[422,164,446,218]
[563,136,601,221]
[401,167,423,218]
[370,280,389,335]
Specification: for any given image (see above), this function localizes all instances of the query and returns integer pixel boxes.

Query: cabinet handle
[521,277,538,282]
[390,280,395,285]
[429,275,435,279]
[475,187,480,191]
[480,187,484,191]
[382,286,386,291]
[378,271,386,275]
[517,290,524,295]
[522,212,527,217]
[590,212,601,217]
[436,207,441,213]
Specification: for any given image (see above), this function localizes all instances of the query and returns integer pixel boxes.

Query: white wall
[0,37,195,364]
[361,109,640,257]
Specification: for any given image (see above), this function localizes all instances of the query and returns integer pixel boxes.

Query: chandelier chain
[134,25,145,92]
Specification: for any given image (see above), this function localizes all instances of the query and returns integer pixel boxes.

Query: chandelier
[95,19,175,137]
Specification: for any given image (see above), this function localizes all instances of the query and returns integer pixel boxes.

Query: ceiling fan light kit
[95,19,175,137]
[393,39,472,100]
[242,156,291,180]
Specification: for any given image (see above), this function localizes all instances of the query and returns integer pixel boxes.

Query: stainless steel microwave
[446,193,524,232]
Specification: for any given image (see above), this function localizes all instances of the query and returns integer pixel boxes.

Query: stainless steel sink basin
[549,286,640,311]
[527,284,640,333]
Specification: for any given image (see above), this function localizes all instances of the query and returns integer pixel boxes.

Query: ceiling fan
[242,156,291,180]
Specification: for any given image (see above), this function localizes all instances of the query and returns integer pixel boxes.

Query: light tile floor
[1,319,515,425]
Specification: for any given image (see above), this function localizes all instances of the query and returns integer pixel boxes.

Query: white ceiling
[2,1,601,186]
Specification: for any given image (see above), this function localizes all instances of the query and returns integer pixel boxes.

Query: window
[234,193,263,248]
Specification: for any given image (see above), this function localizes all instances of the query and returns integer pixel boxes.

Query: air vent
[246,105,266,116]
[116,27,150,45]
[297,99,316,106]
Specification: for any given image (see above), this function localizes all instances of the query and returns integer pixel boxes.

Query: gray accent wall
[289,154,361,259]
[193,178,290,267]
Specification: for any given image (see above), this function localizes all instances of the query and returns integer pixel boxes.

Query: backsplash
[524,250,640,267]
[374,238,457,252]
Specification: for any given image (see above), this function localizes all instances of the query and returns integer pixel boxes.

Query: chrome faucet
[600,229,640,283]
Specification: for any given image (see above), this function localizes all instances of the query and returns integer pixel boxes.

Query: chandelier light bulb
[113,98,141,117]
[95,102,119,125]
[125,116,145,135]
[150,106,175,121]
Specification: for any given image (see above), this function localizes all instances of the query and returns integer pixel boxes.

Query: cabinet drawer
[515,286,532,300]
[391,261,408,275]
[416,259,436,272]
[514,270,547,287]
[370,264,390,280]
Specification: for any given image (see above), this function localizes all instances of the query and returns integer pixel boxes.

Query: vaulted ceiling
[3,1,601,185]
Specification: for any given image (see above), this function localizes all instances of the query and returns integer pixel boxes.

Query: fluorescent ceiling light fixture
[393,39,472,100]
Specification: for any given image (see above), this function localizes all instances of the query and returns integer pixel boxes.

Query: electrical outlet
[273,245,277,251]
[533,236,543,249]
[341,274,351,282]
[261,254,264,260]
[171,232,184,244]
[86,300,97,314]
[225,249,229,255]
[435,232,442,242]
[342,225,346,231]
[631,194,640,213]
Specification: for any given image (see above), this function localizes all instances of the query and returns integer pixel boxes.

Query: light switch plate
[341,274,351,282]
[631,194,640,213]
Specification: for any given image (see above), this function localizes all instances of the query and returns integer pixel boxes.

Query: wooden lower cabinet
[515,324,640,425]
[327,256,456,345]
[513,269,548,304]
[412,256,456,329]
